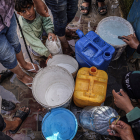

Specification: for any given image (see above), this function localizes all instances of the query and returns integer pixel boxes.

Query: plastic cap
[89,67,98,75]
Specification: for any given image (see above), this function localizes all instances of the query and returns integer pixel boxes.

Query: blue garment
[45,0,78,36]
[0,14,21,69]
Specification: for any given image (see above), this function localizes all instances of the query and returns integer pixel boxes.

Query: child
[15,0,56,60]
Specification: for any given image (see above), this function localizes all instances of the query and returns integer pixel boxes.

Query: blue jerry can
[75,29,115,70]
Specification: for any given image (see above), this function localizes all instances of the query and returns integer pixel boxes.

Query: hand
[122,33,139,49]
[46,54,52,64]
[112,89,134,113]
[48,33,57,41]
[107,120,135,140]
[33,0,50,17]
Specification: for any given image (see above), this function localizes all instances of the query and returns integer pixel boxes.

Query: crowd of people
[0,0,140,140]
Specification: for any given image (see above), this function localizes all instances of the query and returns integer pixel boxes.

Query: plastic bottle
[79,106,119,135]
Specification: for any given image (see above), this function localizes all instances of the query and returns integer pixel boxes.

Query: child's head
[15,0,36,21]
[122,71,140,103]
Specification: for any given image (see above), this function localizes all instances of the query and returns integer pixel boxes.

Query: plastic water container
[75,29,115,70]
[32,66,74,109]
[96,16,134,60]
[42,108,78,140]
[47,54,79,78]
[79,106,119,135]
[46,36,63,56]
[73,67,108,108]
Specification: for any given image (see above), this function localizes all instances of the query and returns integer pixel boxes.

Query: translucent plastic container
[46,36,63,56]
[32,66,74,109]
[79,106,119,135]
[42,108,78,140]
[75,30,115,70]
[73,67,108,108]
[47,54,79,78]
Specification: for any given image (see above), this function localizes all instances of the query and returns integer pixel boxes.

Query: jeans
[45,0,78,36]
[84,0,105,3]
[0,14,21,69]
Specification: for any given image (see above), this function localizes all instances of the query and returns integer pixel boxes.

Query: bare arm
[33,0,50,17]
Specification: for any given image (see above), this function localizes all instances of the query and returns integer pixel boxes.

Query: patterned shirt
[0,0,15,32]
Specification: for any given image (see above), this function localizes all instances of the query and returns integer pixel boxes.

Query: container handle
[109,115,120,125]
[76,29,84,38]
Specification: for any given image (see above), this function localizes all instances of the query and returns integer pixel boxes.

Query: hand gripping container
[73,67,108,108]
[75,30,115,70]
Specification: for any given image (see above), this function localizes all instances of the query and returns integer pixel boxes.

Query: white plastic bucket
[45,36,63,56]
[96,16,134,61]
[47,54,79,78]
[32,66,74,109]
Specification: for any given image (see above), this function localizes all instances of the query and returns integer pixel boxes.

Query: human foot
[65,28,79,39]
[21,62,39,73]
[80,1,90,15]
[97,1,107,15]
[63,46,75,57]
[17,74,33,88]
[4,107,30,132]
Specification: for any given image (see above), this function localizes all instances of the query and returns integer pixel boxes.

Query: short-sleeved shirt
[0,0,15,32]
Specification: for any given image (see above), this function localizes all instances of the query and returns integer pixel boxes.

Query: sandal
[9,106,30,134]
[25,83,32,89]
[17,74,33,89]
[96,1,107,15]
[2,99,16,111]
[0,69,13,83]
[20,62,40,73]
[65,28,79,39]
[25,63,40,73]
[80,0,91,15]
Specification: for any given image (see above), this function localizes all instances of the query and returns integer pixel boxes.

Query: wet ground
[0,0,137,140]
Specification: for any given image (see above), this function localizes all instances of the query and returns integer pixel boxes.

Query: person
[123,33,140,54]
[108,71,140,140]
[33,0,78,56]
[108,120,135,140]
[0,0,39,88]
[15,0,56,61]
[80,0,107,15]
[0,106,30,140]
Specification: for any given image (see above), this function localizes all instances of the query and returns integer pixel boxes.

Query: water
[98,20,130,46]
[45,83,72,106]
[56,63,76,74]
[79,106,118,135]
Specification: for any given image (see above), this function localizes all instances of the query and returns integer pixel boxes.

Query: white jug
[45,36,63,56]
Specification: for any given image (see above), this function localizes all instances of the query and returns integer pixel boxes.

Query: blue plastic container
[42,108,78,140]
[75,30,115,70]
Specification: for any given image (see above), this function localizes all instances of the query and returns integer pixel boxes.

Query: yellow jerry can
[73,67,108,108]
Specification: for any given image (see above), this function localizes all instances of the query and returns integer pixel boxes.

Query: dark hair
[15,0,34,12]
